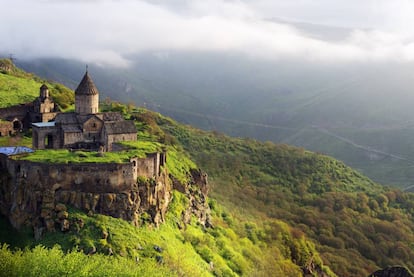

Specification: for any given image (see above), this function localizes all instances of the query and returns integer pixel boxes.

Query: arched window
[13,120,21,130]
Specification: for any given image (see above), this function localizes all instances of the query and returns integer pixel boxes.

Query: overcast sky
[2,0,414,66]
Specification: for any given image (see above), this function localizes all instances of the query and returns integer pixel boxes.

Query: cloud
[2,0,414,66]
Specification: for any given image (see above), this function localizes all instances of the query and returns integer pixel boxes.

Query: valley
[16,54,414,189]
[1,61,414,276]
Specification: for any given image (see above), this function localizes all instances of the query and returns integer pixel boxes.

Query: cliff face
[0,155,210,237]
[173,168,212,228]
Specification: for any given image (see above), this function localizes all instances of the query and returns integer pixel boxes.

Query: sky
[2,0,414,66]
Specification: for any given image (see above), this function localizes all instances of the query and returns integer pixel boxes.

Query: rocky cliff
[0,155,210,239]
[369,266,413,277]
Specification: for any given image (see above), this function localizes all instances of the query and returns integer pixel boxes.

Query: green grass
[165,146,196,183]
[0,135,32,147]
[0,73,40,107]
[15,141,162,164]
[0,244,176,277]
[126,108,414,276]
[0,59,74,109]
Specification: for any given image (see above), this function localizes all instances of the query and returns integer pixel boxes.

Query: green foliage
[0,244,174,277]
[0,72,42,107]
[0,59,74,109]
[0,190,334,277]
[129,108,414,276]
[165,146,196,183]
[0,135,32,147]
[49,83,75,109]
[100,98,135,117]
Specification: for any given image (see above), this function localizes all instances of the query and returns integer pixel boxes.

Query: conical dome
[75,70,99,114]
[75,71,99,95]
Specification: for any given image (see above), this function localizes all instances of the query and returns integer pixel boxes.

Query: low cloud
[2,0,414,66]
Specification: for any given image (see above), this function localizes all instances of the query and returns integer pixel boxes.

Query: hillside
[0,59,74,109]
[137,109,414,276]
[16,54,414,189]
[1,66,414,276]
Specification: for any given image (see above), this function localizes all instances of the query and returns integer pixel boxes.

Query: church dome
[75,71,99,95]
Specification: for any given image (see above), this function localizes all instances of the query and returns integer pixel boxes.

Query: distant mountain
[15,20,414,188]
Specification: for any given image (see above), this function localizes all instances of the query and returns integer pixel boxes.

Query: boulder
[369,266,413,277]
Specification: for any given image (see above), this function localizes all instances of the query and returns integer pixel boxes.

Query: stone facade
[30,84,57,122]
[0,151,167,229]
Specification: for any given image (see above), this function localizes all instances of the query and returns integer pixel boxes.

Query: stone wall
[75,93,99,115]
[0,152,160,230]
[106,133,137,151]
[32,125,60,149]
[0,104,29,120]
[0,121,15,137]
[0,105,30,129]
[0,151,210,236]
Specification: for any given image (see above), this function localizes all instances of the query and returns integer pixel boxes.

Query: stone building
[32,71,137,151]
[30,84,57,123]
[0,84,58,136]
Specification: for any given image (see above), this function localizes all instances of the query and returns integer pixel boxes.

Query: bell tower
[39,84,49,100]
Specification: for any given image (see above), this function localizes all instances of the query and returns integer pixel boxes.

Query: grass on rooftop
[14,141,162,164]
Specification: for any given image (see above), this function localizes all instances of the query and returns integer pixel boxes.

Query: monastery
[30,71,137,151]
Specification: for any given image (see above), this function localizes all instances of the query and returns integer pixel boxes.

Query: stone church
[0,84,58,136]
[32,71,137,151]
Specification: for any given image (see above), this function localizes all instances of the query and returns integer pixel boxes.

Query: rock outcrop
[172,168,212,228]
[0,59,13,73]
[0,154,210,237]
[369,266,413,277]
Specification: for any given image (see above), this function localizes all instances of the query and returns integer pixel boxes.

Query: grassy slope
[0,59,74,109]
[0,73,43,107]
[0,168,331,277]
[135,109,414,277]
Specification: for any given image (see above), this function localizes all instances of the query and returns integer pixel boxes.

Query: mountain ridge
[15,53,414,188]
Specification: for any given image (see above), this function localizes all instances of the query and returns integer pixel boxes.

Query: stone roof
[101,112,124,122]
[75,71,99,96]
[104,121,137,135]
[61,125,82,133]
[55,113,78,124]
[40,84,48,90]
